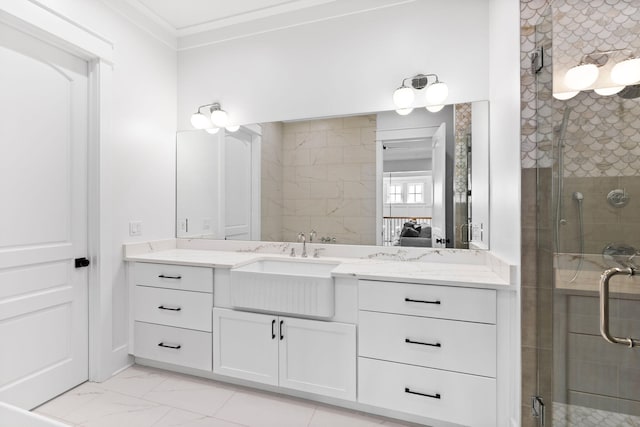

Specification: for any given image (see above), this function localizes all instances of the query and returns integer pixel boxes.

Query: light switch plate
[129,221,142,236]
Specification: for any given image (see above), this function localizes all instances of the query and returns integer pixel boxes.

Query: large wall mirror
[176,101,489,250]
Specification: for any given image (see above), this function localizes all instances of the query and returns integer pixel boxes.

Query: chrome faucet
[309,230,317,243]
[297,232,307,257]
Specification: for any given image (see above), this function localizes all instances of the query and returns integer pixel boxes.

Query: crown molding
[99,0,177,50]
[177,0,415,51]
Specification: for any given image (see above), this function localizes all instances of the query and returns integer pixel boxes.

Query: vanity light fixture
[563,49,639,95]
[190,102,238,132]
[392,73,448,114]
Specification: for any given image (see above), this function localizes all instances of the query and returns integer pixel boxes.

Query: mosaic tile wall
[454,103,471,195]
[521,0,552,168]
[522,0,640,175]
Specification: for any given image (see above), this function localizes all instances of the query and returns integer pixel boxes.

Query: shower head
[573,191,584,201]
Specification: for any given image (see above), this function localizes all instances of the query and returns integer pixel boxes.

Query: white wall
[11,0,178,378]
[488,0,521,426]
[177,0,490,129]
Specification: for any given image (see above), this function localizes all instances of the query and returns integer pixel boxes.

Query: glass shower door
[535,1,640,426]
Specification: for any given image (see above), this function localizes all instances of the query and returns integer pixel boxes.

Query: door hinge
[531,48,544,75]
[532,395,545,426]
[75,257,90,268]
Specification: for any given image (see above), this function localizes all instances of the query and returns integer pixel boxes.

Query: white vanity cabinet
[213,308,356,400]
[132,263,214,370]
[357,280,498,427]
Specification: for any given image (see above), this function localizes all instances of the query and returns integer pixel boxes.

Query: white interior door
[431,123,447,248]
[0,22,89,409]
[224,130,253,240]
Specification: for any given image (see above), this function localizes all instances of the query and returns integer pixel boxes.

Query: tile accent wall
[281,116,377,245]
[454,103,471,249]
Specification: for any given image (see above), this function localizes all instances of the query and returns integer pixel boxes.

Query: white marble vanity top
[124,240,515,289]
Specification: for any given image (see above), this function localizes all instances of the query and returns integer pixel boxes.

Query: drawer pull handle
[280,320,284,340]
[272,319,276,339]
[158,342,181,350]
[405,387,441,399]
[158,274,182,279]
[405,338,441,348]
[405,297,441,305]
[158,305,182,311]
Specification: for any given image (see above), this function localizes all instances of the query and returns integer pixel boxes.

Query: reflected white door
[224,130,254,240]
[0,23,89,409]
[431,123,447,248]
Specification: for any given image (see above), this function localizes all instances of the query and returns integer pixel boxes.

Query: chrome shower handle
[599,266,638,348]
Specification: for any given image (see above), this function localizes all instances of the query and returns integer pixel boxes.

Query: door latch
[75,257,90,268]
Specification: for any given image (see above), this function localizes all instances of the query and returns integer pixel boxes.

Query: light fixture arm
[579,48,635,66]
[194,102,222,114]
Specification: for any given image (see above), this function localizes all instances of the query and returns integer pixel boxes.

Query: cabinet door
[213,308,278,385]
[278,317,356,400]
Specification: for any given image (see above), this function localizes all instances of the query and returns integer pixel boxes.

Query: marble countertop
[125,248,513,290]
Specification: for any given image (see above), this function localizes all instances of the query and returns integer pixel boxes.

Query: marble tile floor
[33,365,421,427]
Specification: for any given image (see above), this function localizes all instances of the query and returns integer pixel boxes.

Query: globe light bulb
[426,104,445,113]
[190,112,211,129]
[211,108,229,128]
[425,81,448,105]
[564,63,599,90]
[226,124,240,132]
[552,91,580,100]
[205,127,220,134]
[392,86,415,109]
[594,86,625,96]
[611,57,640,85]
[395,108,413,116]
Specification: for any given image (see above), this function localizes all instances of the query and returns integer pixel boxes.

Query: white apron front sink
[230,259,340,318]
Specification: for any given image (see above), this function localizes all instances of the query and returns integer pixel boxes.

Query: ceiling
[115,0,415,46]
[134,0,337,31]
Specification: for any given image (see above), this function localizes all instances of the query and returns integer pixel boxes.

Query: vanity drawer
[358,310,496,377]
[134,322,212,371]
[134,262,213,293]
[358,357,496,427]
[358,280,496,324]
[134,286,213,332]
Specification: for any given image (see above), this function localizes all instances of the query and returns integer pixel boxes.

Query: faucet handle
[313,248,325,258]
[309,230,317,242]
[290,248,296,257]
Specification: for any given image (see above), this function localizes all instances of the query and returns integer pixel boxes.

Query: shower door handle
[599,267,638,348]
